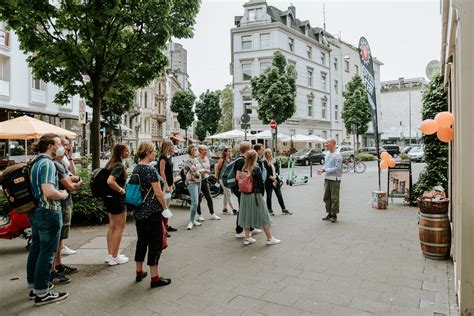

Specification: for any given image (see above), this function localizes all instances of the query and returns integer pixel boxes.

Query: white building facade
[379,77,428,146]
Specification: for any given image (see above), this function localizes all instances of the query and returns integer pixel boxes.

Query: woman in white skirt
[236,150,281,246]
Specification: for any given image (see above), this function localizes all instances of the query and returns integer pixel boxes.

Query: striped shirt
[29,154,61,211]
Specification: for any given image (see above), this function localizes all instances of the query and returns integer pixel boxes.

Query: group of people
[24,131,343,307]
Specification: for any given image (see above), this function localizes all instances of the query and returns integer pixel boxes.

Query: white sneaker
[210,214,221,220]
[193,220,202,226]
[187,222,193,230]
[243,237,256,245]
[105,254,115,265]
[197,215,205,222]
[252,229,262,235]
[266,237,281,245]
[235,232,245,238]
[112,255,129,265]
[61,246,77,256]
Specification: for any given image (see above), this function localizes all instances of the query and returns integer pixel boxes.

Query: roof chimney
[289,3,296,17]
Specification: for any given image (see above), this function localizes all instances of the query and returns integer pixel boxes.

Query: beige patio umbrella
[0,115,76,161]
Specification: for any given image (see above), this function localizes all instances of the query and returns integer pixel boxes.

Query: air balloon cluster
[419,111,454,142]
[379,151,396,170]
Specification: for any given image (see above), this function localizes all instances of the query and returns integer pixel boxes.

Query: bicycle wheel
[342,163,349,173]
[355,161,366,173]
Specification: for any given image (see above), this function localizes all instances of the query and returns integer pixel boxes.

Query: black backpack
[91,168,112,198]
[0,156,49,214]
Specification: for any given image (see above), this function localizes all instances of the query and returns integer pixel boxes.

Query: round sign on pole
[270,121,277,129]
[241,114,250,124]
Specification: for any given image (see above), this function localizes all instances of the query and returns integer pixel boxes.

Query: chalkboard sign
[387,162,412,201]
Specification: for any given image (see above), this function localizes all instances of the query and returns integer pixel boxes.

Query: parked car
[358,146,387,156]
[291,148,325,165]
[401,145,418,154]
[336,145,355,160]
[382,144,401,157]
[408,146,425,162]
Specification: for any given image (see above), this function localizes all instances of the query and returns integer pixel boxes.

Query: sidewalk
[0,162,457,315]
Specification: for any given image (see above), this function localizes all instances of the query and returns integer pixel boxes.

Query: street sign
[270,121,277,129]
[241,114,250,124]
[79,112,86,124]
[241,123,250,130]
[79,100,86,113]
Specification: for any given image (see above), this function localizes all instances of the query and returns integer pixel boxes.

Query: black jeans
[134,214,163,266]
[197,178,214,215]
[265,183,286,212]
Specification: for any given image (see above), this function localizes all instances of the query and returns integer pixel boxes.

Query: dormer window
[248,7,263,22]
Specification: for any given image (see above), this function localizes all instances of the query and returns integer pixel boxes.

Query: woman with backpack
[237,150,281,246]
[214,147,237,215]
[104,143,130,266]
[129,141,171,288]
[263,149,292,216]
[184,145,203,230]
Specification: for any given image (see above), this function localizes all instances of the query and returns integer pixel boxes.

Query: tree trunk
[91,90,102,170]
[185,129,188,147]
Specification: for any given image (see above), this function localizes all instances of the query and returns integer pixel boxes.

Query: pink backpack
[238,171,253,193]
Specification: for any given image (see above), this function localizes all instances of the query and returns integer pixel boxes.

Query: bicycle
[342,159,366,173]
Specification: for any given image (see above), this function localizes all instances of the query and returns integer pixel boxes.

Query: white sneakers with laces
[187,222,193,230]
[193,220,202,226]
[61,246,77,256]
[243,237,256,245]
[266,236,281,245]
[210,214,221,220]
[105,254,129,266]
[197,215,205,221]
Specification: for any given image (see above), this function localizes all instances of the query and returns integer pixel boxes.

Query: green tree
[341,75,373,151]
[0,1,200,169]
[411,74,448,203]
[251,51,296,125]
[195,89,222,136]
[217,84,234,133]
[170,90,195,144]
[194,121,207,142]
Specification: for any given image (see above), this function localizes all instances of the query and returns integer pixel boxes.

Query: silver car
[408,146,425,162]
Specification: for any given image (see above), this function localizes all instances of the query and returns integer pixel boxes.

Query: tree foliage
[251,51,296,124]
[341,75,373,150]
[195,89,222,136]
[217,84,233,133]
[0,0,201,169]
[194,121,207,142]
[411,74,448,203]
[170,90,195,141]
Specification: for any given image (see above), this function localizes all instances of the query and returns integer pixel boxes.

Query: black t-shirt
[157,155,174,186]
[129,164,164,220]
[109,162,126,198]
[234,155,245,173]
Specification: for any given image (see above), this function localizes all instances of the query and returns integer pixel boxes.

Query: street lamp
[399,77,412,146]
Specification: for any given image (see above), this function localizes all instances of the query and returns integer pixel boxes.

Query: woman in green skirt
[237,150,281,246]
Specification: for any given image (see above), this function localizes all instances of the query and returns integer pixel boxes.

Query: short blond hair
[239,141,251,154]
[198,145,208,152]
[137,141,155,159]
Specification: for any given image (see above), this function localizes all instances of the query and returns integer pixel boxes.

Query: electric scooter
[285,158,309,186]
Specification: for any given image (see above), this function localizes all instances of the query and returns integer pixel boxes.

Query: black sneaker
[136,271,148,283]
[330,215,338,223]
[29,284,54,300]
[49,272,72,285]
[151,277,172,288]
[167,226,177,232]
[166,232,171,237]
[55,264,78,275]
[268,210,275,216]
[34,290,68,306]
[222,209,230,215]
[322,214,332,221]
[282,209,293,215]
[232,209,238,215]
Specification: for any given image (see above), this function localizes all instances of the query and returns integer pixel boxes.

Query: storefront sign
[387,162,412,201]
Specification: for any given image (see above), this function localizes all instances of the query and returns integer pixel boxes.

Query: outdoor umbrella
[208,129,256,140]
[253,130,290,140]
[306,135,326,143]
[281,134,313,143]
[0,115,76,161]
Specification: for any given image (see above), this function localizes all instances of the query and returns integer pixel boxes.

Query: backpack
[125,172,152,207]
[0,156,49,214]
[237,171,253,193]
[222,157,244,189]
[90,168,111,198]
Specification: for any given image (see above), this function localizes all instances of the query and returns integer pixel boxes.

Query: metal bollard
[310,161,313,177]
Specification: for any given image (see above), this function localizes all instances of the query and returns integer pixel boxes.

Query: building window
[308,98,313,117]
[320,52,326,65]
[323,131,328,139]
[307,46,312,59]
[242,63,252,81]
[32,77,46,91]
[243,95,252,114]
[354,64,359,74]
[334,58,338,71]
[248,8,263,22]
[345,60,350,72]
[336,134,340,144]
[241,35,252,50]
[260,33,270,48]
[334,80,339,94]
[335,105,339,120]
[288,60,297,77]
[260,61,271,73]
[307,68,313,87]
[321,99,327,119]
[321,72,327,91]
[144,92,148,108]
[288,37,294,52]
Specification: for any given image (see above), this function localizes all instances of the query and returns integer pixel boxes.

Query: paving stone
[348,297,391,314]
[292,297,334,314]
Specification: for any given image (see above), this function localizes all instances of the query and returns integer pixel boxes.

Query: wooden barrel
[419,212,451,260]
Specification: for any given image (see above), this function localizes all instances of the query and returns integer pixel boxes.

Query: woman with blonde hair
[263,149,291,216]
[196,145,220,221]
[156,140,177,232]
[104,143,130,266]
[129,141,171,287]
[214,147,237,215]
[237,150,281,246]
[183,145,203,230]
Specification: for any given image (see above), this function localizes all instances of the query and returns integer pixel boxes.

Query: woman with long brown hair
[236,150,281,246]
[263,149,291,216]
[104,143,130,266]
[214,147,237,215]
[156,140,177,232]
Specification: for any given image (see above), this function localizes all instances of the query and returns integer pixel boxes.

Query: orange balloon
[380,160,388,169]
[437,127,454,142]
[380,152,391,161]
[387,158,396,168]
[420,119,439,135]
[435,111,454,128]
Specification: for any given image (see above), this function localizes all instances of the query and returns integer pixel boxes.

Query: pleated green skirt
[238,192,271,229]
